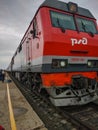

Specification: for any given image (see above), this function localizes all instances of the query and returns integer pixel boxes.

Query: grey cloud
[0,35,20,52]
[0,51,14,56]
[0,56,12,69]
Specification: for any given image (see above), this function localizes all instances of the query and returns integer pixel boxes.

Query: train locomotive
[8,0,98,106]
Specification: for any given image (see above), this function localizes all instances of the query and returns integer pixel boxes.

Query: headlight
[60,61,67,67]
[52,60,59,68]
[52,59,67,68]
[87,61,92,67]
[87,60,98,68]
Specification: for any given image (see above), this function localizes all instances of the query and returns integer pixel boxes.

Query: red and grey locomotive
[8,0,98,106]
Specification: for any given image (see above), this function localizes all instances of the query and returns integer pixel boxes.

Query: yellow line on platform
[7,83,17,130]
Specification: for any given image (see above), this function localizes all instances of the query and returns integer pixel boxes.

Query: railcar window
[76,18,97,34]
[50,11,76,30]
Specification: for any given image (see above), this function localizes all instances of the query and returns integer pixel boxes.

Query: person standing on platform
[1,70,5,82]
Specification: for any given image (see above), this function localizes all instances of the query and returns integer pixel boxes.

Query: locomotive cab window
[50,11,76,30]
[76,17,97,34]
[33,18,38,38]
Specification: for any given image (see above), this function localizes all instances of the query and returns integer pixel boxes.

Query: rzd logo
[71,38,88,46]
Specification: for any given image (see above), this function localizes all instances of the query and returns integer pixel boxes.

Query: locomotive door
[26,39,32,66]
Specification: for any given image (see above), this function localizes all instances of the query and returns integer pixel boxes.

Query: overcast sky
[0,0,98,69]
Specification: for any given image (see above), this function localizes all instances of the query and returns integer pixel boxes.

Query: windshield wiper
[81,21,87,32]
[81,21,94,37]
[57,18,65,33]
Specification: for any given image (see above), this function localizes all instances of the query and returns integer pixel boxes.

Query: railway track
[61,103,98,130]
[9,74,98,130]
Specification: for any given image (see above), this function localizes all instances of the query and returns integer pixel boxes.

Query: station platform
[0,76,47,130]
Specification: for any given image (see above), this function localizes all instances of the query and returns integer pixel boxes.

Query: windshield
[50,11,76,30]
[76,17,97,34]
[50,11,97,34]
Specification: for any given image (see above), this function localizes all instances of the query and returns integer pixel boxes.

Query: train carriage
[8,0,98,106]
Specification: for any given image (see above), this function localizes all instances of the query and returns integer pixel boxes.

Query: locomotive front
[40,0,98,106]
[8,0,98,106]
